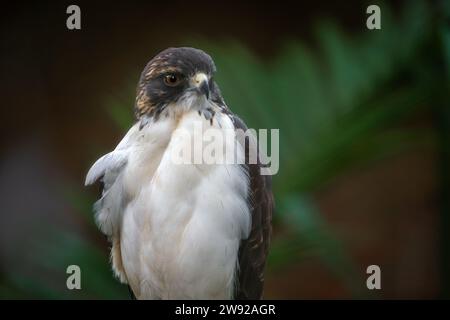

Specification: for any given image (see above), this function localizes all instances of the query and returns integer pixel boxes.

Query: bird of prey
[85,47,273,299]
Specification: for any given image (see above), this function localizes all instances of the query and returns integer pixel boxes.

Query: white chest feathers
[86,110,251,299]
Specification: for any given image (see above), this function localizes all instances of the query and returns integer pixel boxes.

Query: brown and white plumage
[85,47,273,299]
[233,116,273,299]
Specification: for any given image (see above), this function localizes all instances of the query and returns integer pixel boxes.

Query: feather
[85,151,128,187]
[233,115,274,300]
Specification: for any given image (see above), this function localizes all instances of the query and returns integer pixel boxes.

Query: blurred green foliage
[1,0,449,299]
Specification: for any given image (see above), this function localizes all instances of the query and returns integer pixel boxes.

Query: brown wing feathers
[233,116,274,299]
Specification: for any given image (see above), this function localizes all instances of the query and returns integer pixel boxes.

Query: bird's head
[135,47,223,121]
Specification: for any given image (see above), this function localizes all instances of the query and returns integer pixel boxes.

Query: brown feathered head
[135,47,224,121]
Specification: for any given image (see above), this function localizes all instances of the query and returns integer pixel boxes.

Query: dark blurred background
[1,0,449,299]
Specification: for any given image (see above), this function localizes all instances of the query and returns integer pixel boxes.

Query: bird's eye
[163,73,182,87]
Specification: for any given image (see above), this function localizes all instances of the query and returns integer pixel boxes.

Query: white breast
[119,111,250,299]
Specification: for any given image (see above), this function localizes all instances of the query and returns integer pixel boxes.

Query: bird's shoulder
[85,123,141,188]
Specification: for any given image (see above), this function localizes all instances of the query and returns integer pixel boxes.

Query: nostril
[193,73,208,86]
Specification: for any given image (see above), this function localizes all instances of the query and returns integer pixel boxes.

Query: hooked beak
[192,73,210,100]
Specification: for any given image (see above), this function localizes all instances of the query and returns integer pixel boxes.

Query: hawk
[85,47,273,299]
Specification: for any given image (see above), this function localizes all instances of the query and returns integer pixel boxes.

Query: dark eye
[163,73,182,87]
